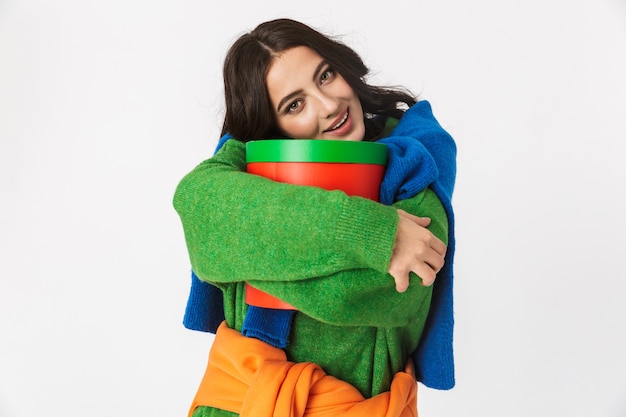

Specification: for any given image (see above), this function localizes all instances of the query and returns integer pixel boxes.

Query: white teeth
[330,113,348,130]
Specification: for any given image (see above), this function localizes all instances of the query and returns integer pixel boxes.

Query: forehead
[266,46,324,95]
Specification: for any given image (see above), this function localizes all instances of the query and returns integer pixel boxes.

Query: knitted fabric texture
[180,100,456,390]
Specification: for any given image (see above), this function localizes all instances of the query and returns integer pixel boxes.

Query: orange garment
[189,321,418,417]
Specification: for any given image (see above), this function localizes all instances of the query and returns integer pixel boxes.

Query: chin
[348,127,366,141]
[325,133,363,142]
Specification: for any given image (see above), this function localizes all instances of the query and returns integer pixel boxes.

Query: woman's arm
[252,186,448,327]
[173,139,398,284]
[173,138,448,327]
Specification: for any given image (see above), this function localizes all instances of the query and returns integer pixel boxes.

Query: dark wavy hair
[221,18,417,141]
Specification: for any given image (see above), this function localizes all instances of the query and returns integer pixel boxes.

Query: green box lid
[246,139,387,164]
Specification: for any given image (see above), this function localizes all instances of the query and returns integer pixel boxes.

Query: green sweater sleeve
[173,139,448,327]
[173,139,398,283]
[255,187,448,327]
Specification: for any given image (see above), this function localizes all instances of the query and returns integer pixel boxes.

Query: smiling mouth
[325,111,349,132]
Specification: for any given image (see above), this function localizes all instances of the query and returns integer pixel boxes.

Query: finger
[397,210,446,257]
[430,236,447,258]
[397,209,431,227]
[387,265,410,293]
[416,267,437,286]
[409,260,437,286]
[395,275,410,293]
[424,248,446,273]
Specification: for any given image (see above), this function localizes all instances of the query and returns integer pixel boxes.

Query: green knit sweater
[174,139,448,412]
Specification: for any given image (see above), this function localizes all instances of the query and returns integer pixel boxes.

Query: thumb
[397,209,431,227]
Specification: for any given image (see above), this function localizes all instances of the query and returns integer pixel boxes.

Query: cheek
[335,77,357,98]
[278,114,317,139]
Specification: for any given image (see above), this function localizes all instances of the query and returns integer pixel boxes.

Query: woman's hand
[388,209,447,292]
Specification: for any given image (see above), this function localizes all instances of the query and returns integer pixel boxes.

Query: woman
[174,18,456,417]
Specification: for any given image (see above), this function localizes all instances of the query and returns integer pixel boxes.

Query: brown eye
[287,99,303,113]
[320,68,335,84]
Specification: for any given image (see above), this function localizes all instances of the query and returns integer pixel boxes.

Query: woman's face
[265,46,365,141]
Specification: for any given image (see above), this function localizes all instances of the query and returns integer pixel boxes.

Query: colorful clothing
[173,100,457,416]
[189,321,418,417]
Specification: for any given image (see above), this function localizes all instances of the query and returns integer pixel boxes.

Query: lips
[324,110,349,133]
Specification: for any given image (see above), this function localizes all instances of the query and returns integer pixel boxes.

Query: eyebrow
[276,60,329,113]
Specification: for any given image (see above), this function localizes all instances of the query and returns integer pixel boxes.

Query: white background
[1,1,625,416]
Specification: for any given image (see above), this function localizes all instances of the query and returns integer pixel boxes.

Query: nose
[316,91,340,118]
